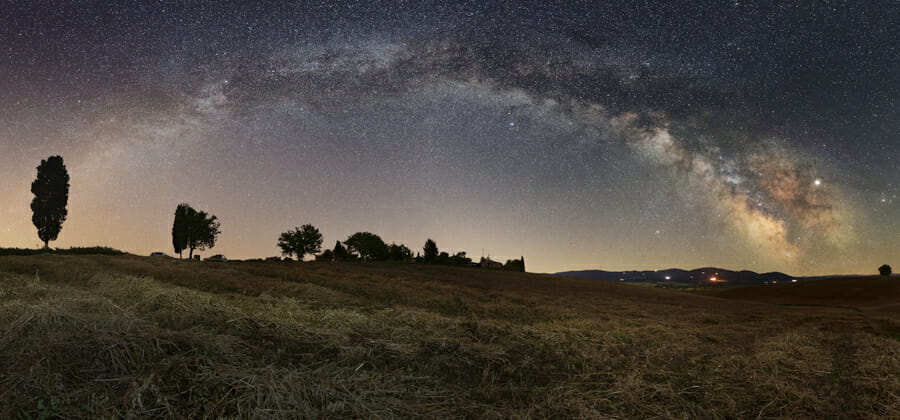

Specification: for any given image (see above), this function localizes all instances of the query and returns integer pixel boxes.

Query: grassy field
[710,275,900,308]
[0,254,897,418]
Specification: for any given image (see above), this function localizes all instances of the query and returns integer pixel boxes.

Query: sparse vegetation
[880,264,892,276]
[0,254,896,418]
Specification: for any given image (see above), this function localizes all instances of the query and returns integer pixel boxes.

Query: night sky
[1,1,897,275]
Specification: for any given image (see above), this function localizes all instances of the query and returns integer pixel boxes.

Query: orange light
[710,277,717,282]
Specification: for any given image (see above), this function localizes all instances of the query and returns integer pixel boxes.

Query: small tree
[171,203,221,259]
[333,241,349,261]
[423,239,438,264]
[277,224,323,261]
[189,209,220,259]
[504,257,526,272]
[345,232,388,261]
[879,264,892,276]
[449,251,471,266]
[388,243,413,261]
[317,249,334,261]
[31,156,70,248]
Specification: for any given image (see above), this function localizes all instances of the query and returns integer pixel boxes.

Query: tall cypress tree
[423,239,438,264]
[172,203,190,258]
[31,156,70,248]
[333,240,348,261]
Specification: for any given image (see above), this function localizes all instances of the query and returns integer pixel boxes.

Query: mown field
[0,254,897,418]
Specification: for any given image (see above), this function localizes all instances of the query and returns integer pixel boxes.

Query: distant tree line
[271,225,525,271]
[0,247,124,257]
[12,155,529,271]
[15,156,894,278]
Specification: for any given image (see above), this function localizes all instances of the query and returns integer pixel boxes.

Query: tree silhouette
[172,204,190,258]
[171,203,220,259]
[317,248,334,261]
[504,257,526,272]
[31,156,70,248]
[333,240,349,261]
[423,238,438,264]
[345,232,388,261]
[879,264,892,276]
[388,243,413,261]
[277,224,323,261]
[449,251,472,266]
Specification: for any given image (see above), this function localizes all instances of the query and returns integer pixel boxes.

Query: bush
[879,264,892,276]
[345,232,389,261]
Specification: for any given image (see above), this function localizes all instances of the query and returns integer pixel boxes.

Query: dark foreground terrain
[0,254,897,418]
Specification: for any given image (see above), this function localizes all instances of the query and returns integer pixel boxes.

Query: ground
[0,254,897,418]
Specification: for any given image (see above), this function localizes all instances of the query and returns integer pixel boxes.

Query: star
[0,1,893,276]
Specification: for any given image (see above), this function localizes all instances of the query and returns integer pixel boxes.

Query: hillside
[711,275,900,308]
[0,254,897,418]
[556,267,794,285]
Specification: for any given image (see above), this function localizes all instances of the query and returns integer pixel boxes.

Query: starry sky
[1,1,897,275]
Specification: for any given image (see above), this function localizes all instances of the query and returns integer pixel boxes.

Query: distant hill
[555,267,795,285]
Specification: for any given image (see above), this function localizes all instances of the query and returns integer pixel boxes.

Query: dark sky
[1,1,897,274]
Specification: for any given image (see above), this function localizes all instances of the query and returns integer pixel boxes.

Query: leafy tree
[333,240,349,261]
[423,238,438,264]
[437,251,450,265]
[277,224,323,261]
[187,208,220,259]
[388,243,413,261]
[504,256,526,272]
[345,232,388,261]
[171,203,220,259]
[31,156,70,248]
[449,251,472,266]
[879,264,892,276]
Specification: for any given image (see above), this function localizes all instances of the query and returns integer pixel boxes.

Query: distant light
[791,279,798,283]
[814,179,822,186]
[665,276,671,280]
[710,276,717,282]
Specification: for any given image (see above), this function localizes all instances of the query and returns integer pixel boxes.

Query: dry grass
[0,254,897,418]
[711,275,900,307]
